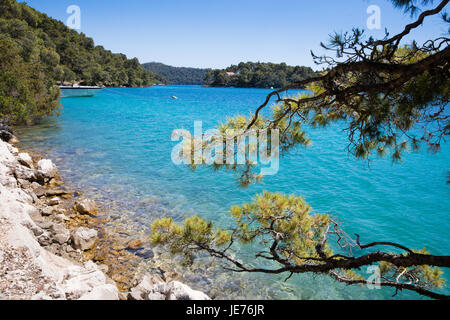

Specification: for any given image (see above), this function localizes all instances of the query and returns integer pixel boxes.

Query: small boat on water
[59,85,103,98]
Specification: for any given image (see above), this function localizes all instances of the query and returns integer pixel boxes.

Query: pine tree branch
[329,271,450,300]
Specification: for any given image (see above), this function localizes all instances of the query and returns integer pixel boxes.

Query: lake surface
[16,85,450,299]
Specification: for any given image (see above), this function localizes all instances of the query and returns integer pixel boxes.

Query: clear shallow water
[17,86,449,299]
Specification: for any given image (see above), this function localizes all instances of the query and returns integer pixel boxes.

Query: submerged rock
[72,227,98,251]
[47,197,60,206]
[75,199,98,216]
[163,271,181,282]
[127,239,143,250]
[131,247,154,259]
[46,189,72,198]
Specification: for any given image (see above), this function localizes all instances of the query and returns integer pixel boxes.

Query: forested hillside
[142,62,209,85]
[0,0,162,124]
[205,62,317,88]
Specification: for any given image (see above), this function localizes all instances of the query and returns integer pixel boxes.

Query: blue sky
[24,0,448,69]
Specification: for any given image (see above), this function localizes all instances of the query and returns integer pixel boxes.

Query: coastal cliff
[0,136,209,300]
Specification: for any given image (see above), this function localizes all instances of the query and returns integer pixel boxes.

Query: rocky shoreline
[0,129,209,300]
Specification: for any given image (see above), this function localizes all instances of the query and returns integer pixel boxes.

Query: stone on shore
[129,274,210,300]
[0,130,15,143]
[54,214,69,224]
[14,165,38,183]
[129,274,165,300]
[0,130,12,142]
[58,261,119,300]
[30,183,46,197]
[47,197,60,206]
[78,284,119,300]
[41,206,57,216]
[164,281,210,300]
[18,153,34,169]
[49,223,70,245]
[46,189,72,198]
[74,199,98,216]
[72,227,98,251]
[6,144,19,156]
[37,159,57,179]
[9,135,19,144]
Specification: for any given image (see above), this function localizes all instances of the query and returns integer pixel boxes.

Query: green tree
[0,0,163,123]
[0,39,60,124]
[62,66,76,84]
[142,62,207,85]
[205,61,317,88]
[152,0,450,299]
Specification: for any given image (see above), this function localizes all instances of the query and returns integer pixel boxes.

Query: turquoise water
[17,86,449,299]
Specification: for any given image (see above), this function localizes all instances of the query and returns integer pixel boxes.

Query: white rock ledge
[0,138,210,301]
[0,139,118,300]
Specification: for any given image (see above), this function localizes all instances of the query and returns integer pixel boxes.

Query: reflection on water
[15,86,450,299]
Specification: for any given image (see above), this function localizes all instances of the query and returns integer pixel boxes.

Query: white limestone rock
[129,274,210,301]
[164,281,210,300]
[6,144,19,156]
[47,197,60,206]
[78,284,119,300]
[18,153,34,169]
[49,223,70,245]
[74,199,98,216]
[72,227,98,251]
[37,159,57,179]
